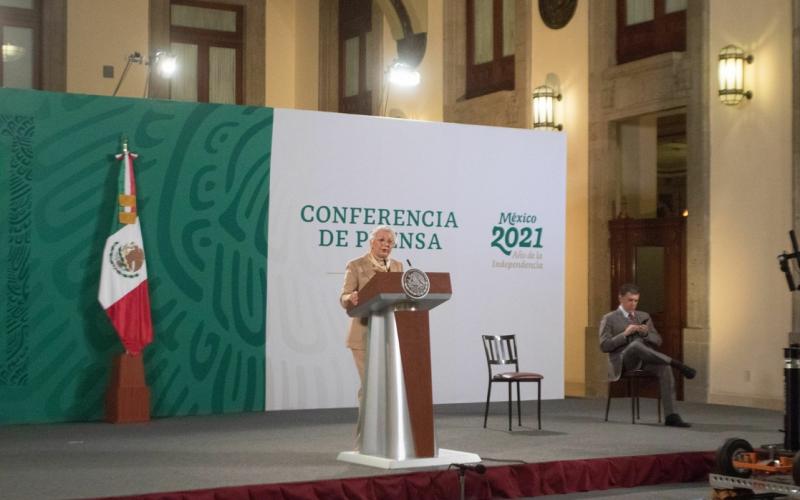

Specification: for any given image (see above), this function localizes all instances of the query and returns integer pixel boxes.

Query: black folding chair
[604,369,662,424]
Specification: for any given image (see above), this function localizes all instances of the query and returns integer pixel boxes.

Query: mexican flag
[97,147,153,355]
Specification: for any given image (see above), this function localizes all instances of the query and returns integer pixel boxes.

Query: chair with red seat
[482,334,543,431]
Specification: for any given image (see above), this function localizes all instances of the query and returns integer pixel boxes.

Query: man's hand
[623,324,640,336]
[350,291,359,306]
[624,323,649,337]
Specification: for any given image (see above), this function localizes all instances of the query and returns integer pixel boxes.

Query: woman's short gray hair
[370,225,396,242]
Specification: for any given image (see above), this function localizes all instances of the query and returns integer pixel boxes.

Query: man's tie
[628,312,636,323]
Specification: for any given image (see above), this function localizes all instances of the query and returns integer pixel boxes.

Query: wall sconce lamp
[112,50,177,97]
[718,45,753,105]
[532,85,562,130]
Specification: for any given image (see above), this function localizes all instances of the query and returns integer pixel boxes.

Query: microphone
[450,463,486,474]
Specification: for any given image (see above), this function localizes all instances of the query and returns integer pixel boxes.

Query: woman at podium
[339,225,403,441]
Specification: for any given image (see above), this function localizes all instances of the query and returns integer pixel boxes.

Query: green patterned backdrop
[0,89,271,424]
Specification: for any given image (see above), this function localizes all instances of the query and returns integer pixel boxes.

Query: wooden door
[609,216,686,398]
[339,0,373,116]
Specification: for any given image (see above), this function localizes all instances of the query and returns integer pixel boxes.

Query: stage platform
[0,397,784,499]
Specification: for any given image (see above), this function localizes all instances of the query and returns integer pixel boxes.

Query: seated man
[599,283,696,427]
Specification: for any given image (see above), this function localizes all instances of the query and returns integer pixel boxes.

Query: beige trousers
[350,348,366,448]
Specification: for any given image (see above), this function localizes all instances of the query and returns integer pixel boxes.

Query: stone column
[585,0,617,398]
[682,0,710,403]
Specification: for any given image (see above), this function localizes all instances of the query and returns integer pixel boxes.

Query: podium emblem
[401,268,430,299]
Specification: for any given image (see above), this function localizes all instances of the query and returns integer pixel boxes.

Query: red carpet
[100,451,714,499]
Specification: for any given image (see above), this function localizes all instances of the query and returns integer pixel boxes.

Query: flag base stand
[105,353,150,424]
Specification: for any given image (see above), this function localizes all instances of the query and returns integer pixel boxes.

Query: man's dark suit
[599,308,677,416]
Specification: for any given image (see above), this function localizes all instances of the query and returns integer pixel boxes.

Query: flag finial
[121,135,129,154]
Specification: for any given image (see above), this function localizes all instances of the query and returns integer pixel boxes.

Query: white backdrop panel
[266,109,565,411]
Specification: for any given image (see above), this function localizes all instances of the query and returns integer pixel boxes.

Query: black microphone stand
[450,463,486,500]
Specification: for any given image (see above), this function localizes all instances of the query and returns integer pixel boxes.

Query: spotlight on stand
[152,50,177,79]
[382,59,421,117]
[388,61,421,87]
[778,230,800,292]
[112,50,177,97]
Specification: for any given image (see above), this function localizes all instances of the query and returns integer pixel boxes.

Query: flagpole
[100,137,153,423]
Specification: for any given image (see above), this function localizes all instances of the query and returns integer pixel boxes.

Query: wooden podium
[336,271,480,469]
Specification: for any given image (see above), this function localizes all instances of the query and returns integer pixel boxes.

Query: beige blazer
[339,253,403,349]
